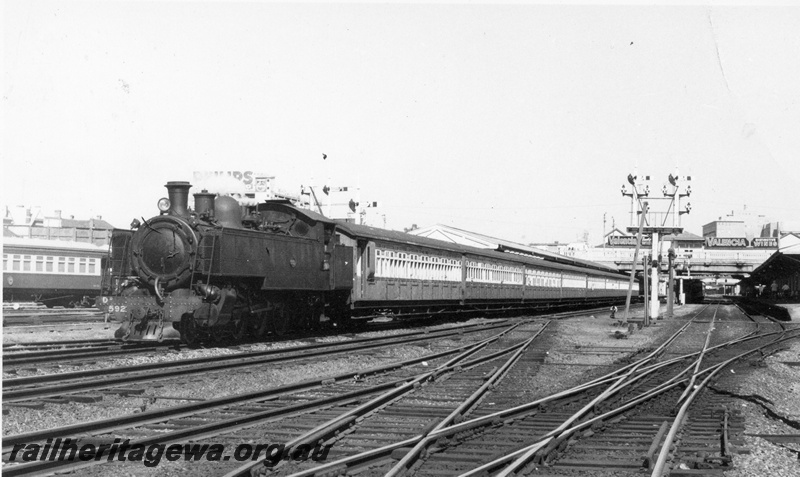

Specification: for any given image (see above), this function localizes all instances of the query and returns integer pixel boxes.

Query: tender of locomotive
[98,181,632,344]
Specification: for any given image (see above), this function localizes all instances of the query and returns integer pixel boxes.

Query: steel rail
[676,302,719,404]
[384,323,550,477]
[485,328,800,477]
[4,324,528,477]
[1,323,529,454]
[3,343,174,367]
[3,322,513,402]
[220,322,534,477]
[650,330,800,477]
[1,320,507,367]
[2,339,119,350]
[454,308,776,476]
[290,317,766,477]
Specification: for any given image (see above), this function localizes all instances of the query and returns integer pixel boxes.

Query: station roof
[407,224,620,273]
[662,231,704,242]
[744,239,800,284]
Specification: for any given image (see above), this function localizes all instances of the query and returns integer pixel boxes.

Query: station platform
[736,297,800,322]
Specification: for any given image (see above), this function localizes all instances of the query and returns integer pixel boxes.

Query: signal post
[621,171,692,325]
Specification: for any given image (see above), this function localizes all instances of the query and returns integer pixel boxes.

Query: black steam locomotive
[98,181,631,344]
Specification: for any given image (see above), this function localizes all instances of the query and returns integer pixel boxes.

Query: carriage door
[361,241,376,298]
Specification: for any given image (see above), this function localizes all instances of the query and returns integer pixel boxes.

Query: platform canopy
[409,224,620,274]
[746,242,800,284]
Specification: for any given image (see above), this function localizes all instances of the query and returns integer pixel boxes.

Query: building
[702,220,746,238]
[760,220,800,238]
[3,206,114,246]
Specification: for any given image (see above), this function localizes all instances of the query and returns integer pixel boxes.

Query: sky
[4,1,800,245]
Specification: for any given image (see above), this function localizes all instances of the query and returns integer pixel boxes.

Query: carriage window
[22,255,32,271]
[35,256,44,272]
[67,257,76,273]
[46,257,54,272]
[2,254,7,271]
[58,257,66,273]
[79,258,87,273]
[12,255,21,271]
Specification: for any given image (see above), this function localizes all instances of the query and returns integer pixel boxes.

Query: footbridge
[572,248,774,278]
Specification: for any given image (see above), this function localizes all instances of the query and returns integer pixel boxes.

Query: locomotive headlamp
[130,218,141,230]
[157,197,171,213]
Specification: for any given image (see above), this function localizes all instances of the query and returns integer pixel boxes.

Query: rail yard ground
[2,306,799,476]
[3,321,114,343]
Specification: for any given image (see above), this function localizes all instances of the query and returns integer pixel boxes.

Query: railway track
[1,304,625,369]
[199,304,797,477]
[2,321,546,476]
[394,304,794,477]
[2,320,519,404]
[1,318,520,370]
[2,304,671,477]
[2,308,105,327]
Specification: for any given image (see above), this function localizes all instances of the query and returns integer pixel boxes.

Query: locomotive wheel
[181,314,199,346]
[272,303,290,336]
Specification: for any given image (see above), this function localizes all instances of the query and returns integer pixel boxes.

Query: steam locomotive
[97,181,632,344]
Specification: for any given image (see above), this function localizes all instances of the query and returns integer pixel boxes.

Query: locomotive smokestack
[193,189,216,218]
[165,181,192,217]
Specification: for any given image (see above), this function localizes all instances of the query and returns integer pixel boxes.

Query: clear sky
[4,1,800,245]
